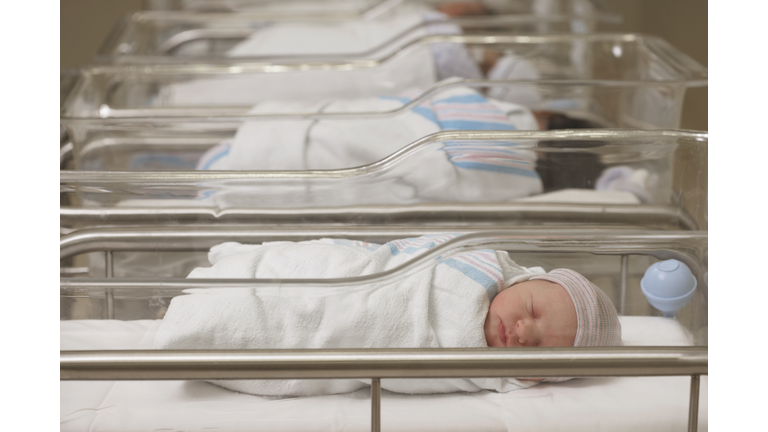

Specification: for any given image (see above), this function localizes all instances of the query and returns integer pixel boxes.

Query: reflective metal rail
[60,207,699,231]
[61,347,707,432]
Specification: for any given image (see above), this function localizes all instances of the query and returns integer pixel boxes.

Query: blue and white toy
[641,259,697,318]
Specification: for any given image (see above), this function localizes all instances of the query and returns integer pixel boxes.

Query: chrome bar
[60,267,89,275]
[105,251,114,319]
[59,205,699,232]
[371,378,381,432]
[619,254,628,315]
[105,251,113,278]
[688,374,700,432]
[60,347,707,381]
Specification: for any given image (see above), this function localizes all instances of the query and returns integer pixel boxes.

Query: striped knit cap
[531,269,622,347]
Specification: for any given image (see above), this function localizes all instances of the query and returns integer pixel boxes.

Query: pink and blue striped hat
[531,269,622,347]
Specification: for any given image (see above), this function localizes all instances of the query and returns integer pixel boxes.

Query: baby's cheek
[483,317,500,347]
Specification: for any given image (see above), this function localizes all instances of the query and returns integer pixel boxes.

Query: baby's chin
[486,338,504,348]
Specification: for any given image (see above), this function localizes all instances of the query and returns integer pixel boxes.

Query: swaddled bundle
[196,84,539,171]
[192,85,543,206]
[155,234,547,396]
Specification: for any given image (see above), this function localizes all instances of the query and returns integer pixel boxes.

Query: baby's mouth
[497,320,508,346]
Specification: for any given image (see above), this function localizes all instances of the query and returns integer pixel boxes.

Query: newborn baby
[485,269,621,349]
[155,234,621,396]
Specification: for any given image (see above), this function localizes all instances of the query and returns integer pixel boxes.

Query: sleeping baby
[155,234,621,396]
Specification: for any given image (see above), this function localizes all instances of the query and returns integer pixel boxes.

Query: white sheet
[61,316,707,432]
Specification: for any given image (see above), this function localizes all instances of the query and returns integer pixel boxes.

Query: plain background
[59,0,707,130]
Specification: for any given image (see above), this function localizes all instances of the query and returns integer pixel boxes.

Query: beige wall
[60,0,143,69]
[60,0,707,129]
[598,0,707,131]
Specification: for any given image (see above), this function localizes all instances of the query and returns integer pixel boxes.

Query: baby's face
[484,279,577,348]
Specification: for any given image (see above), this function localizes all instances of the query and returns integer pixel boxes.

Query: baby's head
[485,269,621,348]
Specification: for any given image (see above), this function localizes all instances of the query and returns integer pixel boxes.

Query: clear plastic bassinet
[61,34,707,172]
[98,7,602,65]
[60,230,707,431]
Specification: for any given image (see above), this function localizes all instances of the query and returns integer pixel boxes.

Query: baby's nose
[515,319,536,346]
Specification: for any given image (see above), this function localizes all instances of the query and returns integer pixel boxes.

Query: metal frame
[60,347,706,432]
[60,206,700,231]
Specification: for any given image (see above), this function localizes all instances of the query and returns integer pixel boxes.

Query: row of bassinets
[59,2,708,431]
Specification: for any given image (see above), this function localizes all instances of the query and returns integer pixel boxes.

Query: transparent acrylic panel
[66,35,707,116]
[61,35,707,172]
[98,8,586,63]
[61,232,707,430]
[61,232,708,338]
[60,131,708,229]
[62,84,688,173]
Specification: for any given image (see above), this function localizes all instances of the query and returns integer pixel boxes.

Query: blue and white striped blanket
[155,234,544,396]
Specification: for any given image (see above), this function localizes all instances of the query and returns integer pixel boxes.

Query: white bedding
[61,316,707,431]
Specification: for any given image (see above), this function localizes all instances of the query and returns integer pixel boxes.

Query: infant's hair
[531,269,622,347]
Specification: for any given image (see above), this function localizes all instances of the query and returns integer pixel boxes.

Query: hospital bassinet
[60,34,707,172]
[61,2,706,429]
[61,231,707,431]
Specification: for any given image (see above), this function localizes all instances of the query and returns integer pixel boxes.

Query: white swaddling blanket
[160,8,481,105]
[191,85,543,205]
[159,51,436,106]
[154,234,546,396]
[197,85,539,171]
[226,2,432,57]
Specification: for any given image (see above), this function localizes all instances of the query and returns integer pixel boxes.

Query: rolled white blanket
[155,234,545,396]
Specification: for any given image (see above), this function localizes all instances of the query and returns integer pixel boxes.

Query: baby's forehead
[519,279,568,295]
[516,280,575,310]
